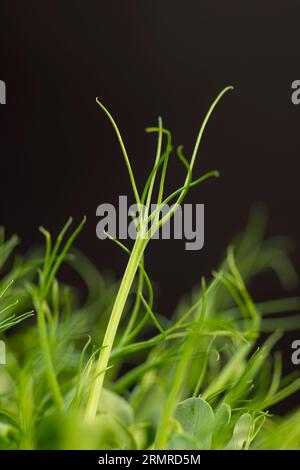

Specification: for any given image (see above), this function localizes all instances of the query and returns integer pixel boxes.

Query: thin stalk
[144,117,163,210]
[150,86,233,233]
[96,98,141,206]
[154,331,195,449]
[36,299,64,410]
[85,236,148,419]
[35,218,85,411]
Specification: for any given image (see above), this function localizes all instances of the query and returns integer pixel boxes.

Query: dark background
[0,1,300,405]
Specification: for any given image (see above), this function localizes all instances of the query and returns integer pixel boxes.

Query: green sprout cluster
[0,88,300,449]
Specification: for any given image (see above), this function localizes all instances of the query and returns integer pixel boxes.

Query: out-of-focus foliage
[0,210,300,450]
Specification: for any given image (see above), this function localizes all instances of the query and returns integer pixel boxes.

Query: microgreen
[0,90,300,449]
[85,86,233,420]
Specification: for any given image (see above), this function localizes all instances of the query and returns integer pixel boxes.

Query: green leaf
[167,432,200,450]
[36,412,136,450]
[212,402,231,449]
[98,388,134,426]
[173,397,215,449]
[225,413,252,450]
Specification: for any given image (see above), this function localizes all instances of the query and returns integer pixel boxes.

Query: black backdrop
[0,1,300,407]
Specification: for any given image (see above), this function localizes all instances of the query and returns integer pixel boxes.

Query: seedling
[0,89,300,450]
[85,86,233,420]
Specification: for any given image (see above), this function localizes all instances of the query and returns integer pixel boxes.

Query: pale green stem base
[85,236,147,420]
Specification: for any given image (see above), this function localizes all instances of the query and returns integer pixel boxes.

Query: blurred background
[0,1,299,405]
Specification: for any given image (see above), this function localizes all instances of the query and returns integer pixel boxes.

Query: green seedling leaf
[167,432,201,450]
[98,388,134,426]
[36,412,136,450]
[225,413,252,450]
[212,402,231,449]
[174,397,215,449]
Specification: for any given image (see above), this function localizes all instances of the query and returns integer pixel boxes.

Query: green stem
[85,236,147,420]
[37,299,64,411]
[119,260,144,345]
[155,331,196,449]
